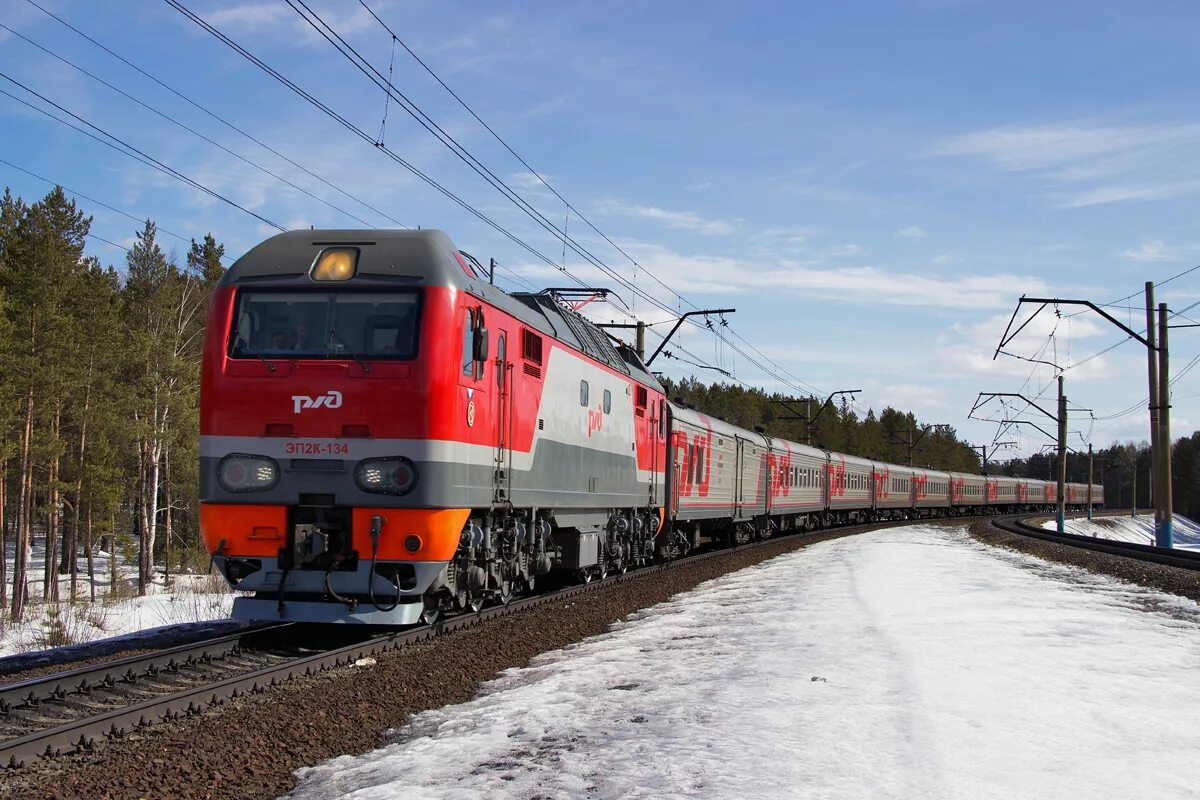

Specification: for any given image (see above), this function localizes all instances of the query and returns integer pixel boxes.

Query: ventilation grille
[521,329,543,364]
[523,362,542,379]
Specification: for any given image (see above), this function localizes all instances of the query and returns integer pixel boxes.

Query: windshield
[230,290,420,360]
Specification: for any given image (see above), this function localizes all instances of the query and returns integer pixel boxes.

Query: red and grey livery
[200,229,1103,625]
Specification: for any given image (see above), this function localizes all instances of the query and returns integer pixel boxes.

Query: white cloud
[1053,181,1200,208]
[957,309,1104,351]
[1121,239,1177,262]
[511,172,552,191]
[820,243,862,258]
[931,121,1200,208]
[207,3,290,29]
[515,241,1047,310]
[931,123,1200,172]
[687,180,713,191]
[597,197,736,235]
[205,1,388,47]
[898,225,928,240]
[879,384,945,412]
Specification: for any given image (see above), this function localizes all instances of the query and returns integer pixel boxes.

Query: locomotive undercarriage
[423,507,662,620]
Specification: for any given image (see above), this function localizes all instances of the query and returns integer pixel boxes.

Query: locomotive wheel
[468,594,485,613]
[577,569,593,584]
[499,582,514,606]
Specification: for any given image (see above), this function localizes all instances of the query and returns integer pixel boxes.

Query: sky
[2,0,1198,459]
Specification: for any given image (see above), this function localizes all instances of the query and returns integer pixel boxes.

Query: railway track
[991,516,1200,571]
[0,512,1038,769]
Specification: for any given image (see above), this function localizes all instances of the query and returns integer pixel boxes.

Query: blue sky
[3,0,1198,459]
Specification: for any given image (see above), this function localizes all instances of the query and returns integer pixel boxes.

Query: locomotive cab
[200,229,668,624]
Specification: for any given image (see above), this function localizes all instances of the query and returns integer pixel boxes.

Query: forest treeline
[0,186,223,619]
[993,433,1200,519]
[1,185,1196,623]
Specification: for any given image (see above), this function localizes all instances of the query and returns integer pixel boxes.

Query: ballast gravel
[969,516,1200,603]
[0,529,860,800]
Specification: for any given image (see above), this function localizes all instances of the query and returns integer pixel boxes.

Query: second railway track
[991,515,1200,571]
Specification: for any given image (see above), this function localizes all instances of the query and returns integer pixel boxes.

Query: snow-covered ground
[1042,513,1200,551]
[288,524,1200,800]
[0,537,233,658]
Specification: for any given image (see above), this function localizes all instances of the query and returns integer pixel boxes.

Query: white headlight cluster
[218,454,279,492]
[355,457,418,495]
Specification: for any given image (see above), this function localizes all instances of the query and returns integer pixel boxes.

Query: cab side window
[461,309,476,378]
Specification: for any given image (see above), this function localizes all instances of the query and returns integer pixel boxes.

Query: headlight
[218,454,279,492]
[355,457,418,495]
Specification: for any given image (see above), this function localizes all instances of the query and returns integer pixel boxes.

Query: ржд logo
[291,390,343,414]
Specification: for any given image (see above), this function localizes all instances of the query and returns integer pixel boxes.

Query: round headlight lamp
[355,456,419,495]
[217,454,279,492]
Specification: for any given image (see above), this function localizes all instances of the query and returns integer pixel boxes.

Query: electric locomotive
[200,230,668,624]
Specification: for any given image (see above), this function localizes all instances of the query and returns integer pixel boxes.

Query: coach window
[603,389,612,414]
[580,380,589,407]
[496,333,506,388]
[461,310,475,377]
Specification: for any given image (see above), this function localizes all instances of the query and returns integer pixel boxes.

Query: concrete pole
[1087,443,1094,521]
[1145,282,1161,536]
[1131,451,1136,518]
[908,429,914,467]
[1158,303,1174,547]
[635,321,646,363]
[1057,375,1067,534]
[804,398,812,447]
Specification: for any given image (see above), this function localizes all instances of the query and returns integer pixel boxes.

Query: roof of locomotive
[222,229,664,390]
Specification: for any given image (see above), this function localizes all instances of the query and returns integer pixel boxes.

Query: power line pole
[1087,443,1094,521]
[1145,283,1162,543]
[772,390,860,447]
[995,288,1180,547]
[804,398,812,446]
[1057,375,1067,534]
[1158,301,1173,547]
[644,308,736,366]
[889,424,949,466]
[971,442,1014,475]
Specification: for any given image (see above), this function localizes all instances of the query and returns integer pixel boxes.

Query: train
[199,229,1103,625]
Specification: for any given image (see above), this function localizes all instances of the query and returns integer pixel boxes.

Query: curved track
[991,516,1200,572]
[2,511,1051,769]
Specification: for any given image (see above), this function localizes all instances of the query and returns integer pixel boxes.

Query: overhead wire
[0,157,232,262]
[0,74,286,231]
[163,0,601,293]
[330,0,832,401]
[21,0,410,230]
[0,22,382,229]
[281,0,650,299]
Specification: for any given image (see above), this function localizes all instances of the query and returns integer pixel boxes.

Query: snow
[287,524,1200,800]
[1042,513,1200,551]
[0,536,234,659]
